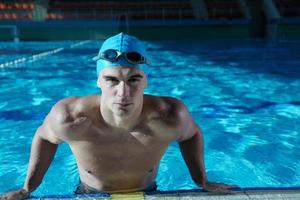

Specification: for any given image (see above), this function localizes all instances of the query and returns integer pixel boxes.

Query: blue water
[0,39,300,195]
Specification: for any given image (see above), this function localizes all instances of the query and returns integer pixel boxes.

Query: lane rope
[0,40,91,68]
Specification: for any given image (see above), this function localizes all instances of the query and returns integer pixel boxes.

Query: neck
[100,99,143,130]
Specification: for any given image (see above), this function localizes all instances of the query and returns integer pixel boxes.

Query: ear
[143,73,148,89]
[144,75,148,88]
[97,75,102,88]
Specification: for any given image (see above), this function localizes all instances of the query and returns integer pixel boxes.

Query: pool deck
[145,189,300,200]
[28,188,300,200]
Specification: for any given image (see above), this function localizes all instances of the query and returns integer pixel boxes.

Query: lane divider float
[0,40,91,68]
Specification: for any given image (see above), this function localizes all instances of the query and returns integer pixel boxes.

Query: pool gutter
[28,187,300,200]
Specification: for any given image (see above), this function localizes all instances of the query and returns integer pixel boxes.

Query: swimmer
[1,33,238,200]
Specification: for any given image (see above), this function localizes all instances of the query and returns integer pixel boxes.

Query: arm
[23,127,59,194]
[177,102,238,194]
[1,128,60,200]
[179,128,207,187]
[1,102,67,200]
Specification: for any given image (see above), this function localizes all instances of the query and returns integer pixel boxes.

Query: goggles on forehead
[93,49,150,65]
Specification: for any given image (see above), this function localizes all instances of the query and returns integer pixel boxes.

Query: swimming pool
[0,39,299,196]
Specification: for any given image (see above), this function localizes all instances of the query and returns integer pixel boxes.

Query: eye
[128,78,140,83]
[105,77,119,84]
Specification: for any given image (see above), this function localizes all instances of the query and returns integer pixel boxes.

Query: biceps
[36,124,64,144]
[177,121,200,142]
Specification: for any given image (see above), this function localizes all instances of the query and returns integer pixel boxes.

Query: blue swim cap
[93,32,150,76]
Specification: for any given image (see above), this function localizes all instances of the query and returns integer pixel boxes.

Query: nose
[116,81,130,98]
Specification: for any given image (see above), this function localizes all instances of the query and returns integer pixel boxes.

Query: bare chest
[63,109,179,188]
[68,123,175,168]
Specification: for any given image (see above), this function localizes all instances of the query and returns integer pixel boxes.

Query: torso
[51,95,182,192]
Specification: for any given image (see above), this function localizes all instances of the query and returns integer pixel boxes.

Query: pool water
[0,39,299,195]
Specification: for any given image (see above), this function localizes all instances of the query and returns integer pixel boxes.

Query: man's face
[97,66,147,116]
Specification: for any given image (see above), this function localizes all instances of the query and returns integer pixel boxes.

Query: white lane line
[0,40,91,68]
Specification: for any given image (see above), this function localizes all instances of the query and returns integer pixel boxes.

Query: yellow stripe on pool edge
[111,192,144,200]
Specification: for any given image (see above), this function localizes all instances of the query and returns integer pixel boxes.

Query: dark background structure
[0,0,300,41]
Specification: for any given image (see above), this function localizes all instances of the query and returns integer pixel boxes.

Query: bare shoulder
[144,95,190,130]
[52,95,99,120]
[144,95,198,141]
[40,95,99,142]
[48,97,79,123]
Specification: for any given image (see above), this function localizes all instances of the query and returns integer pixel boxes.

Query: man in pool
[1,33,237,200]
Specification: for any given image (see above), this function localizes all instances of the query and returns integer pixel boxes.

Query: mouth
[114,103,133,107]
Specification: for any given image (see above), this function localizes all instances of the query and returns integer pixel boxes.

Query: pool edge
[28,187,300,199]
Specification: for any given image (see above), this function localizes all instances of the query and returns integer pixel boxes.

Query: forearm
[179,131,207,186]
[23,133,58,193]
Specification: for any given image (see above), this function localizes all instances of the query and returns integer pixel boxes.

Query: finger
[206,188,232,194]
[222,184,240,189]
[208,182,240,189]
[214,188,236,195]
[206,186,238,195]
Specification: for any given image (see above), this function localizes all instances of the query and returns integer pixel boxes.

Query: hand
[202,181,240,194]
[0,189,29,200]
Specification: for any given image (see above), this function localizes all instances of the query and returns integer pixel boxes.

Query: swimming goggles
[93,49,150,65]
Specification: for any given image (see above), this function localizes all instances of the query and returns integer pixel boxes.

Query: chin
[114,108,132,117]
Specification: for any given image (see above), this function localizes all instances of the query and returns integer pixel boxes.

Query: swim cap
[93,32,150,76]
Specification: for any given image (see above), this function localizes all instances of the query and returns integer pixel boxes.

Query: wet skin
[0,67,238,200]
